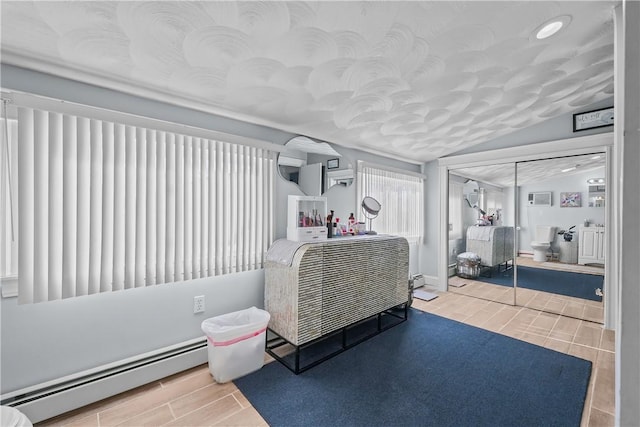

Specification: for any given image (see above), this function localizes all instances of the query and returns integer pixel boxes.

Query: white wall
[1,270,265,392]
[516,167,606,254]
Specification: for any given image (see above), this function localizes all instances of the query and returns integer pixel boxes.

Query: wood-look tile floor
[449,257,605,324]
[517,256,605,276]
[37,292,615,427]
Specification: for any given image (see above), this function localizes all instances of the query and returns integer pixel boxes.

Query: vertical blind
[1,116,18,281]
[357,162,424,244]
[17,107,274,304]
[449,180,463,240]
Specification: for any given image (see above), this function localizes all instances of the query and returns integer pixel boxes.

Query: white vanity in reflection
[578,225,605,265]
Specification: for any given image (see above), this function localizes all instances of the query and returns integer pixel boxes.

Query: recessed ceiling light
[561,166,577,173]
[533,15,572,40]
[591,155,601,160]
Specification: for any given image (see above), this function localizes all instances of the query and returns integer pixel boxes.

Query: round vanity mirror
[362,196,381,216]
[361,196,381,234]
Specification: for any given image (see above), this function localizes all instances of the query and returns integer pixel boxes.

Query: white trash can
[0,406,33,427]
[201,306,270,383]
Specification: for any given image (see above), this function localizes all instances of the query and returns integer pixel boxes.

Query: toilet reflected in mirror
[531,225,556,262]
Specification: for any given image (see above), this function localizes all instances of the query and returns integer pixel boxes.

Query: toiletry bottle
[348,213,356,235]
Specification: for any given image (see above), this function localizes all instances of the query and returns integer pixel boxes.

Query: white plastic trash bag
[0,406,33,427]
[201,306,270,383]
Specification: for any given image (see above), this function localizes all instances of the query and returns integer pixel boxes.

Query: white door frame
[438,132,616,329]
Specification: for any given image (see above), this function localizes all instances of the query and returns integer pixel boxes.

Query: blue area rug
[478,266,604,301]
[235,310,592,427]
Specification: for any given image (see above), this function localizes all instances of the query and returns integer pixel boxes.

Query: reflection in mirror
[463,179,479,208]
[448,164,515,306]
[326,169,354,188]
[278,136,354,196]
[514,153,606,324]
[587,177,605,207]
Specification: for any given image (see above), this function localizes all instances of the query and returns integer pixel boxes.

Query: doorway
[513,153,605,323]
[443,151,607,324]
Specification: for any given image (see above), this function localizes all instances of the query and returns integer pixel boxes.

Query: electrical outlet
[193,295,205,313]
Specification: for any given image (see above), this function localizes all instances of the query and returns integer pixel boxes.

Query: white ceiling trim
[438,132,613,170]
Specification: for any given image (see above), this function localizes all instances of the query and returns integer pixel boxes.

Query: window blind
[1,115,18,281]
[449,181,463,240]
[357,162,424,244]
[17,107,274,304]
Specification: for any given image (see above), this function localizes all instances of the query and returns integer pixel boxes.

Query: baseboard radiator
[518,251,559,261]
[448,264,457,277]
[0,337,208,424]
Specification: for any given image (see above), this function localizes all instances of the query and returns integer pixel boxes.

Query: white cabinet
[265,235,409,346]
[578,226,605,265]
[287,195,327,242]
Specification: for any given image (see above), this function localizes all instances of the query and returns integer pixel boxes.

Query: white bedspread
[467,226,493,241]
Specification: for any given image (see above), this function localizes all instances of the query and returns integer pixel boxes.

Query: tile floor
[449,257,605,324]
[37,292,615,427]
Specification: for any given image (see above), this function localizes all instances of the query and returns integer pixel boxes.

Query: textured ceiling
[452,153,606,187]
[1,1,617,163]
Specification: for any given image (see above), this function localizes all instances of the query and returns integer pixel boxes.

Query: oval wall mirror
[278,136,354,196]
[463,179,480,208]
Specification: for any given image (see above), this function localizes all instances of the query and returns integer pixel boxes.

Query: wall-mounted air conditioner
[528,191,552,206]
[278,155,305,167]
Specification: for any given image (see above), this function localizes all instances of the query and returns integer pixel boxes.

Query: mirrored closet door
[514,153,606,324]
[447,163,516,305]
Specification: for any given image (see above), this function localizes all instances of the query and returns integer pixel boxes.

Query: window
[484,188,503,220]
[1,106,18,286]
[357,161,424,244]
[3,93,275,304]
[449,180,463,240]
